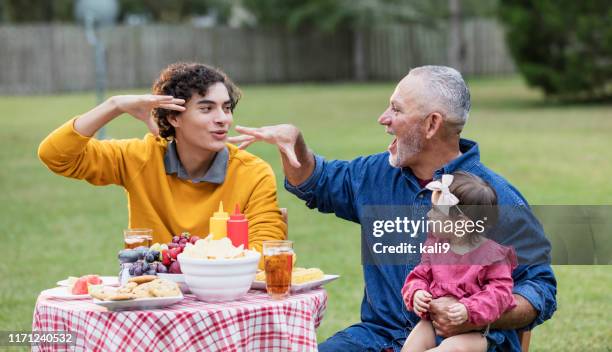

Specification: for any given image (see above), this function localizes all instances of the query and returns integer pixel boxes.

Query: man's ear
[425,112,443,139]
[167,114,180,128]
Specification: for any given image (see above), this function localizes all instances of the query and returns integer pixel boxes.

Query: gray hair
[409,65,471,128]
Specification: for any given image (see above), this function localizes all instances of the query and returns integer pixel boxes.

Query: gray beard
[389,127,424,168]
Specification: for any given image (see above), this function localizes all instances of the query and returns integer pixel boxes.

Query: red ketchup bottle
[227,204,249,249]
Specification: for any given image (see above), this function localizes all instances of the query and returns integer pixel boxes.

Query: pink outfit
[402,236,518,326]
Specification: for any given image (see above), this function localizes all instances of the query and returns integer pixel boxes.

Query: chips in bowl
[182,235,254,259]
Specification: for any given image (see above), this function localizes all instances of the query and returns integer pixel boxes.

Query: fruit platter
[118,232,199,276]
[117,232,198,293]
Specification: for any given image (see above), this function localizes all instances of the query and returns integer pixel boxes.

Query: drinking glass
[123,228,153,249]
[263,240,294,299]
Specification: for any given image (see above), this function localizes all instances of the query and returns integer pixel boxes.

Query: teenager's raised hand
[111,95,185,136]
[229,124,302,168]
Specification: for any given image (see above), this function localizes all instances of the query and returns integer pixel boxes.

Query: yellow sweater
[38,118,287,256]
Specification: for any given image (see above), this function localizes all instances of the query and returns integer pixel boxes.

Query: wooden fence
[0,19,514,94]
[364,20,515,80]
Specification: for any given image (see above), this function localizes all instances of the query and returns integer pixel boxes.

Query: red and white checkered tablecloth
[32,289,327,352]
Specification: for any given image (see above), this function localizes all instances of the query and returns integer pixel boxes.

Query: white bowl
[156,273,191,294]
[178,251,261,302]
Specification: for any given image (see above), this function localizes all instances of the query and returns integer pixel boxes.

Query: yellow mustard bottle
[209,201,229,239]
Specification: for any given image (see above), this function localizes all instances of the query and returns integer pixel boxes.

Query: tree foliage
[242,0,432,31]
[499,0,612,101]
[242,0,499,31]
[2,0,74,23]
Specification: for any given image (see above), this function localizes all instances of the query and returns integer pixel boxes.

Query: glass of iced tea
[263,240,294,300]
[123,228,153,249]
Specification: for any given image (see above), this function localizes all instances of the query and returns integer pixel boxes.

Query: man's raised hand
[111,95,185,136]
[229,125,302,168]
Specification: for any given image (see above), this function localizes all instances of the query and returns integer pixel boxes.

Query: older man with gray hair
[230,66,556,351]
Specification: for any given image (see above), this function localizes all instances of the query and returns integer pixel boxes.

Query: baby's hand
[413,290,432,316]
[447,303,468,325]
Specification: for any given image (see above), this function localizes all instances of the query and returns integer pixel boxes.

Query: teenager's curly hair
[151,62,241,139]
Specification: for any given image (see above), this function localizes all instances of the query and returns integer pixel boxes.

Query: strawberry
[161,249,172,266]
[168,247,181,260]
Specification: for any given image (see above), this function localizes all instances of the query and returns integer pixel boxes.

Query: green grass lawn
[1,77,611,351]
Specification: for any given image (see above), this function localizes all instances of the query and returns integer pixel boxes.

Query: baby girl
[401,171,517,352]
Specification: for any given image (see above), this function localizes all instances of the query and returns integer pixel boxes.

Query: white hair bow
[425,174,459,215]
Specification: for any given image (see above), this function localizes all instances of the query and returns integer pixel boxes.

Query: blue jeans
[319,327,500,352]
[319,331,384,352]
[318,325,403,352]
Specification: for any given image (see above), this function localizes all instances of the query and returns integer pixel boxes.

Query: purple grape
[133,266,143,276]
[169,261,182,274]
[128,266,135,276]
[141,262,150,272]
[118,249,140,263]
[146,269,156,275]
[172,236,180,243]
[145,253,156,263]
[157,264,167,273]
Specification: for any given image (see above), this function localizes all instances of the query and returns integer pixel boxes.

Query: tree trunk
[447,0,465,72]
[353,29,367,81]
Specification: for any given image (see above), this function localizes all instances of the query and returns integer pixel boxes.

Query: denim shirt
[285,139,557,351]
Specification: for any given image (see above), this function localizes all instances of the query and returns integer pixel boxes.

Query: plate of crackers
[90,275,183,311]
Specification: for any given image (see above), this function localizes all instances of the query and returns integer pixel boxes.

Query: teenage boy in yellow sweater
[38,62,287,254]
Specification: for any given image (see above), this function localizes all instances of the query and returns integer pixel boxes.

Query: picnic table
[32,288,327,351]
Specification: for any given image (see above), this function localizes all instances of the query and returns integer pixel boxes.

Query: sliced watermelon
[71,275,102,295]
[85,275,102,285]
[71,277,89,295]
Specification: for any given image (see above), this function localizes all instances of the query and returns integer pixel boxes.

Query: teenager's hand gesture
[111,95,185,136]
